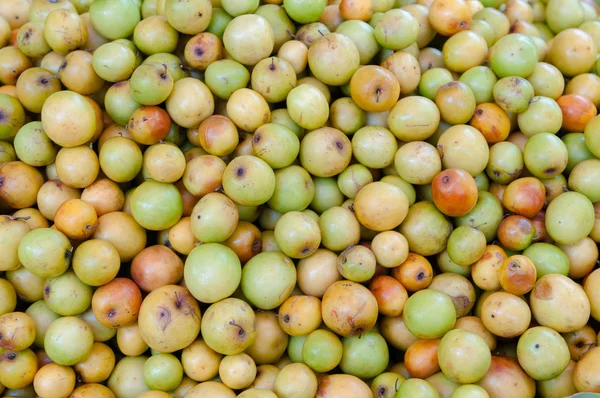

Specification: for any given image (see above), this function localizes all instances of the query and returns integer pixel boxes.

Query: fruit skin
[517,326,570,381]
[545,191,594,245]
[403,289,457,339]
[89,0,141,40]
[283,0,327,24]
[437,329,491,384]
[130,180,183,231]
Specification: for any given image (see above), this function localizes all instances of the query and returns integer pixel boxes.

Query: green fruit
[99,136,143,183]
[274,211,321,259]
[489,34,538,78]
[493,76,535,113]
[450,385,489,398]
[205,59,250,100]
[164,0,212,35]
[104,81,143,126]
[255,4,296,51]
[89,0,141,40]
[568,159,600,202]
[454,191,503,242]
[403,289,456,339]
[319,207,360,252]
[337,164,373,199]
[206,7,233,40]
[283,0,327,23]
[200,298,256,355]
[130,181,182,231]
[447,226,487,267]
[0,93,25,140]
[43,271,92,316]
[522,243,570,278]
[44,316,94,366]
[517,326,570,380]
[545,0,584,33]
[18,228,72,279]
[371,372,406,398]
[302,329,343,372]
[374,9,419,50]
[523,133,568,179]
[419,68,454,100]
[308,33,360,86]
[545,192,595,245]
[486,142,524,185]
[252,123,300,169]
[394,378,440,398]
[437,250,472,277]
[399,201,453,257]
[337,245,376,282]
[92,42,137,82]
[339,332,389,379]
[459,66,497,104]
[129,63,174,106]
[133,15,179,55]
[143,353,183,391]
[336,20,379,65]
[268,165,315,213]
[287,335,307,363]
[223,156,276,206]
[517,96,563,137]
[241,251,296,310]
[563,133,595,175]
[190,193,239,243]
[184,243,241,304]
[142,53,185,82]
[438,329,491,384]
[25,301,59,348]
[13,122,57,167]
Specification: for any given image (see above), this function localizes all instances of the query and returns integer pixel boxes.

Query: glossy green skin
[337,164,373,199]
[222,156,276,207]
[419,68,454,100]
[584,115,600,158]
[44,316,94,366]
[130,181,183,231]
[568,159,600,203]
[43,271,92,316]
[374,9,419,51]
[206,7,233,40]
[337,20,379,65]
[255,4,296,51]
[302,329,343,372]
[25,300,60,347]
[13,122,57,167]
[283,0,327,23]
[340,332,389,379]
[143,353,183,391]
[0,140,16,163]
[78,308,117,342]
[99,136,143,182]
[190,193,238,243]
[18,228,72,278]
[438,329,491,384]
[338,245,376,282]
[403,289,456,339]
[129,63,174,106]
[546,0,584,33]
[205,60,250,100]
[522,243,569,279]
[437,250,472,277]
[133,15,179,55]
[241,251,296,310]
[0,94,25,140]
[473,8,510,44]
[517,326,570,380]
[490,34,538,78]
[426,372,460,398]
[546,192,595,245]
[447,226,487,267]
[311,177,345,214]
[486,142,524,184]
[274,211,321,258]
[493,76,535,113]
[287,335,307,363]
[184,243,241,304]
[252,123,300,169]
[92,42,137,82]
[459,66,497,104]
[89,0,141,40]
[524,133,568,179]
[381,176,416,206]
[563,133,596,175]
[142,53,185,82]
[398,201,453,257]
[108,356,150,398]
[394,379,440,398]
[473,173,490,191]
[450,385,489,398]
[268,165,315,213]
[104,82,142,126]
[468,20,495,47]
[517,96,563,137]
[371,372,406,398]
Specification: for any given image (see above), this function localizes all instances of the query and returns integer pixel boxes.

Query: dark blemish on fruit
[236,168,245,177]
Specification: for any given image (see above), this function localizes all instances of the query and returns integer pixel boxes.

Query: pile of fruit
[4,0,600,397]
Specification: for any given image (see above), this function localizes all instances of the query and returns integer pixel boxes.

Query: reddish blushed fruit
[469,103,511,144]
[197,115,239,157]
[404,339,441,379]
[91,278,143,329]
[130,245,184,293]
[497,215,536,251]
[431,168,478,217]
[557,94,598,132]
[127,106,172,145]
[391,253,433,292]
[502,177,546,218]
[175,180,200,217]
[224,221,262,264]
[498,255,537,295]
[368,275,409,317]
[530,211,552,243]
[489,182,507,204]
